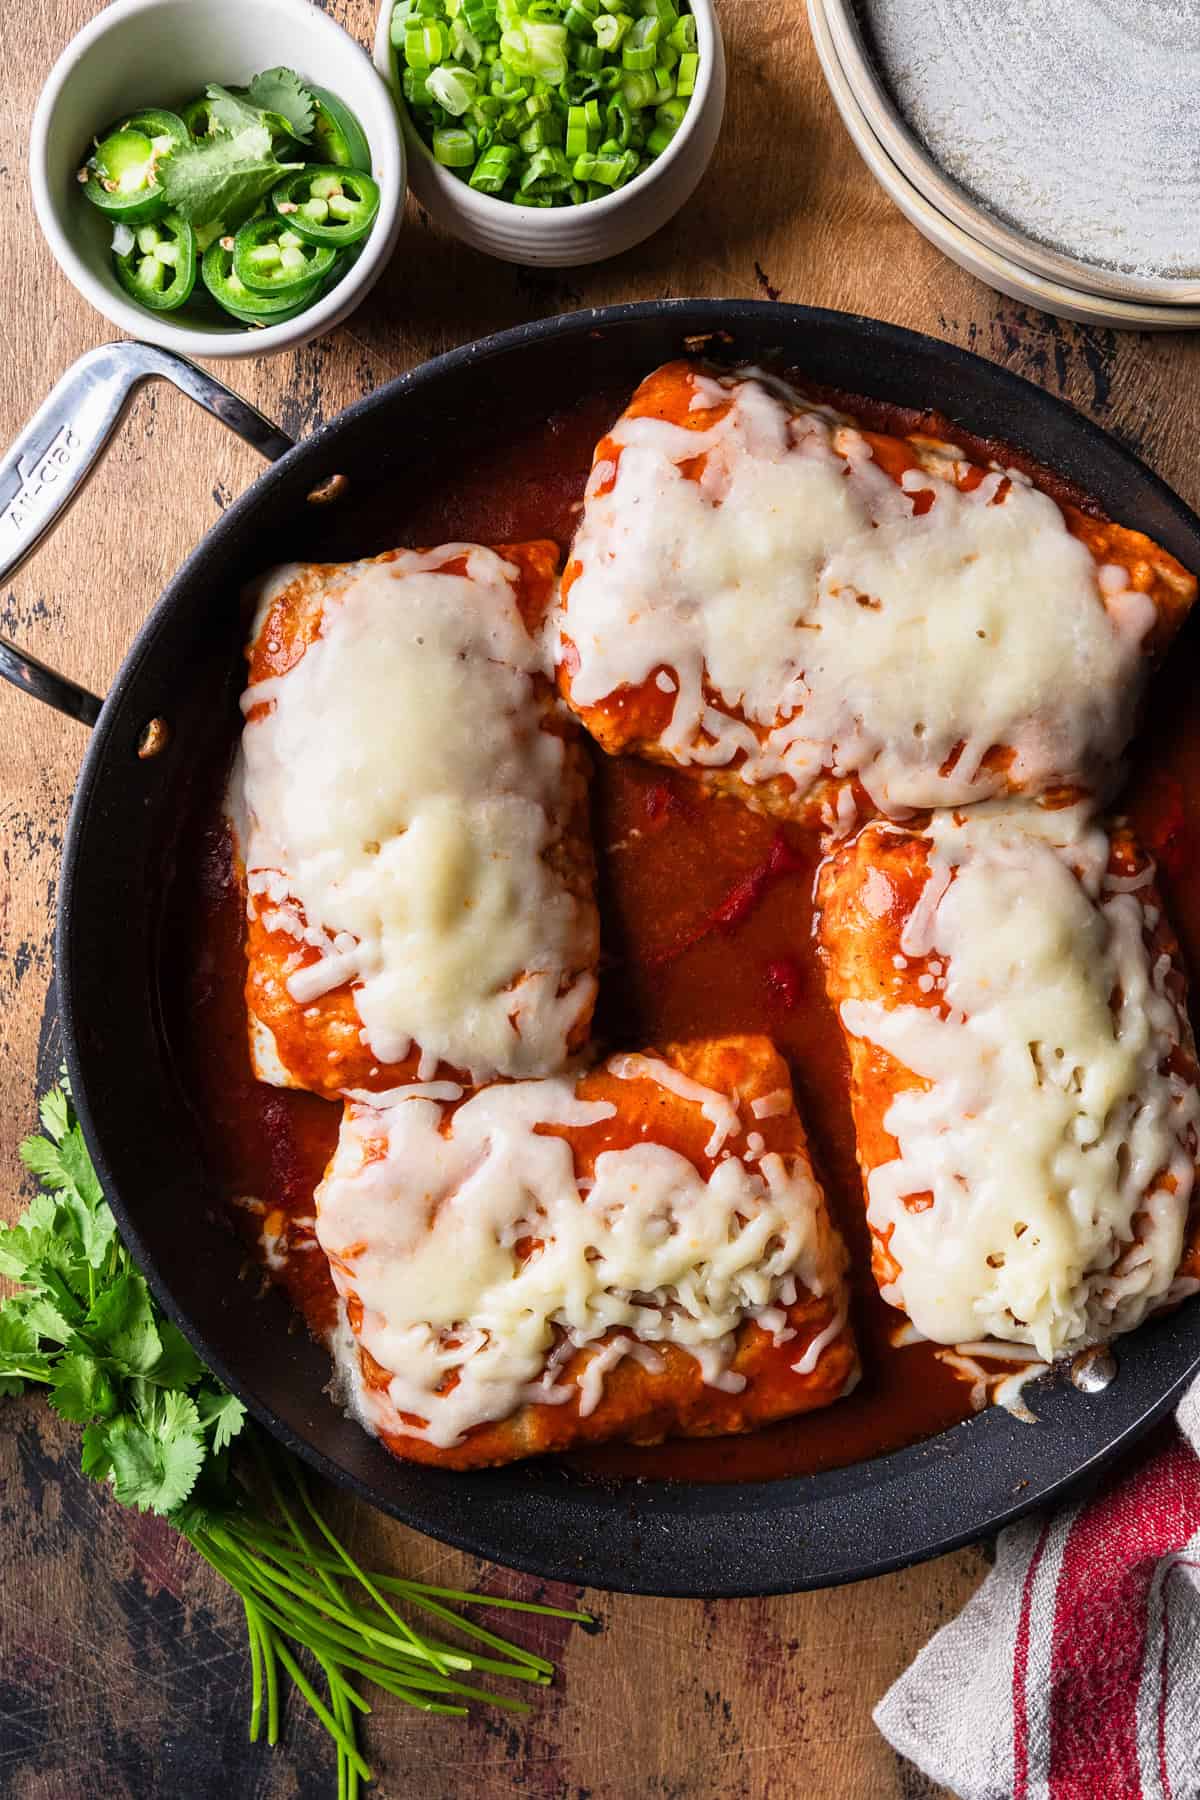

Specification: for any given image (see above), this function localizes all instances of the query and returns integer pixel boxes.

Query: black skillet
[3,300,1199,1599]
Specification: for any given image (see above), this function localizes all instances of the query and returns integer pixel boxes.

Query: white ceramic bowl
[373,0,724,267]
[31,0,405,358]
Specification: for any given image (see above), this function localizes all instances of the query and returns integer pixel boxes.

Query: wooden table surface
[2,3,1199,1796]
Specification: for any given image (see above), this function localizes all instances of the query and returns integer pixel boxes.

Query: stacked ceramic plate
[808,0,1200,330]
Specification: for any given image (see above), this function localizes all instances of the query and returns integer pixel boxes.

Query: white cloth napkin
[875,1381,1200,1800]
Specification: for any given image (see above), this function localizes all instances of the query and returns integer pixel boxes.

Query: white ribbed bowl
[31,0,405,358]
[374,0,724,267]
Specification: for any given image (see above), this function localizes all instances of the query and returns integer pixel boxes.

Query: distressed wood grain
[2,2,1198,1797]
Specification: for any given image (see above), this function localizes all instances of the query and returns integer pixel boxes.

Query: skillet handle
[0,340,294,725]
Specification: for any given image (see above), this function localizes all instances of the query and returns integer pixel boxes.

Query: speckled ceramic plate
[809,0,1200,330]
[823,0,1200,307]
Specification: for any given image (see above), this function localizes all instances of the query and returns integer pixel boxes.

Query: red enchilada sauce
[169,371,1200,1484]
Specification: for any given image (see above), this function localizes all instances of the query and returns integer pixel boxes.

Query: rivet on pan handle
[0,340,295,725]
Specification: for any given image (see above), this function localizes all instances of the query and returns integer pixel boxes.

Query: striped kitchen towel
[875,1380,1200,1800]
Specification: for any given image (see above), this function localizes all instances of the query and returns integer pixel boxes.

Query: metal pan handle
[0,340,294,725]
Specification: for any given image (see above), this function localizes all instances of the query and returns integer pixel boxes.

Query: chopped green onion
[621,13,659,65]
[404,21,446,65]
[650,62,674,101]
[463,0,498,31]
[428,64,480,111]
[403,65,434,104]
[393,0,697,204]
[500,21,569,81]
[521,143,572,188]
[565,104,590,156]
[620,68,656,105]
[432,125,476,164]
[518,116,558,150]
[468,141,517,189]
[594,10,630,48]
[604,92,633,145]
[621,39,655,68]
[450,16,485,62]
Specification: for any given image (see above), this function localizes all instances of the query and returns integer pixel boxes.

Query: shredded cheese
[234,546,596,1082]
[607,1052,742,1154]
[559,367,1154,813]
[839,807,1200,1357]
[317,1073,844,1448]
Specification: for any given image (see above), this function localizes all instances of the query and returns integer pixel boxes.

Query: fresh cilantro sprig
[2,1083,591,1796]
[161,120,302,228]
[160,70,317,226]
[247,67,317,141]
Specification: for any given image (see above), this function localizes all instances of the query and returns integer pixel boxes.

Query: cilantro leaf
[9,1289,77,1345]
[54,1125,106,1210]
[204,84,267,134]
[102,1391,205,1514]
[247,67,316,140]
[21,1120,102,1207]
[80,1421,112,1483]
[49,1352,118,1424]
[197,1388,247,1452]
[6,1086,247,1519]
[204,83,298,146]
[20,1135,66,1187]
[18,1110,115,1285]
[147,1321,206,1390]
[88,1272,162,1375]
[0,1311,51,1391]
[0,1219,51,1283]
[160,124,302,227]
[38,1086,71,1144]
[55,1159,115,1274]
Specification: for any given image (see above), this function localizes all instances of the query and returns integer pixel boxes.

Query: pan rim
[57,298,1200,1596]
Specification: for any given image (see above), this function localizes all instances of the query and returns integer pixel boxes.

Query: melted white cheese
[839,808,1200,1355]
[607,1052,741,1154]
[559,367,1154,813]
[235,546,596,1082]
[316,1073,844,1448]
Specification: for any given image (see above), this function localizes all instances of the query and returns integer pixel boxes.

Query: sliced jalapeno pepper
[113,210,197,312]
[232,215,338,294]
[308,85,372,171]
[123,108,189,151]
[269,167,380,247]
[80,108,186,224]
[201,239,322,321]
[180,96,215,139]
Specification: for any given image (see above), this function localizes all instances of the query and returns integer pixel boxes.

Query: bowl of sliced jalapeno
[31,0,404,356]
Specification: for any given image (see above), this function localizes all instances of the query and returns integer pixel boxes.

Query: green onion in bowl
[390,0,699,206]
